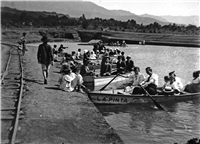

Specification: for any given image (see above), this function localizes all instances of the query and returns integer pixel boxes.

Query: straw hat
[163,86,174,93]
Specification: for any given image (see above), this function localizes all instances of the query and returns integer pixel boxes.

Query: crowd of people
[36,35,200,95]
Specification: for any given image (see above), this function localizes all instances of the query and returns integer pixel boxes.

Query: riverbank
[2,28,200,48]
[1,41,124,144]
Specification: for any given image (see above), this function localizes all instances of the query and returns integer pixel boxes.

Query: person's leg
[145,85,157,95]
[41,64,47,84]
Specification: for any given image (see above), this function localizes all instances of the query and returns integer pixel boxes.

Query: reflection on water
[96,99,200,144]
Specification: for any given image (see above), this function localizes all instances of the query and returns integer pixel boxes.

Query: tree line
[2,8,199,35]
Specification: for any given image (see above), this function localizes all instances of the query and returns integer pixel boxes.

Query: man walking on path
[37,36,53,84]
[20,32,27,56]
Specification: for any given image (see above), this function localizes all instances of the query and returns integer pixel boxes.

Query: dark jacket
[126,60,134,71]
[37,43,53,65]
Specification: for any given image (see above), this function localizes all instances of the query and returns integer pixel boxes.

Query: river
[28,42,200,144]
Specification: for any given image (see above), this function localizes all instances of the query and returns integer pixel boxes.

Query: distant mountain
[111,10,134,16]
[161,15,199,26]
[2,1,196,26]
[140,14,168,23]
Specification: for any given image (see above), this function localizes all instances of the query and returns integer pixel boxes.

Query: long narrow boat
[87,90,200,104]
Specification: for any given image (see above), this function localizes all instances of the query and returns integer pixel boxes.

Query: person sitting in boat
[125,56,134,72]
[100,53,109,76]
[101,56,112,76]
[184,70,200,93]
[71,51,76,60]
[116,56,126,74]
[80,60,94,76]
[59,64,82,92]
[93,43,99,54]
[76,48,82,60]
[125,67,145,94]
[99,41,106,54]
[121,51,125,62]
[138,67,158,95]
[162,71,184,95]
[83,49,90,65]
[169,71,183,92]
[89,50,97,60]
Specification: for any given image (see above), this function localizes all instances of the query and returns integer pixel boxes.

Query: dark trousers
[132,84,157,95]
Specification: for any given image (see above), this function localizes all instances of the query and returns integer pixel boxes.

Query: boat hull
[88,92,200,104]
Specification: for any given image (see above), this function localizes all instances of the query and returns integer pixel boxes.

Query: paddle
[140,85,166,111]
[99,73,121,91]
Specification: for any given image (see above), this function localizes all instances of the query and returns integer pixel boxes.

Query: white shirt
[90,53,96,60]
[129,72,145,86]
[174,77,183,90]
[59,72,76,92]
[144,73,158,86]
[165,77,183,91]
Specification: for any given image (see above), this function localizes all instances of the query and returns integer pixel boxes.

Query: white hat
[163,86,174,93]
[84,49,88,53]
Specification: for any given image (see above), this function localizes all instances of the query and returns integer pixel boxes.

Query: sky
[85,0,199,16]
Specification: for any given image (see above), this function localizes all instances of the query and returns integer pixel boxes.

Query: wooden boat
[83,73,131,91]
[87,89,200,104]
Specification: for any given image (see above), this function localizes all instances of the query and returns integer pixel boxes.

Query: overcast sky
[86,0,199,16]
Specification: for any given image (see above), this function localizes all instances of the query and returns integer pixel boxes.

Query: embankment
[78,30,200,47]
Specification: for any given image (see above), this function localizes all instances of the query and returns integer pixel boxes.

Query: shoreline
[2,29,200,48]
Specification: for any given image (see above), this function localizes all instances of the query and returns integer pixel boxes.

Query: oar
[99,73,121,91]
[140,85,166,111]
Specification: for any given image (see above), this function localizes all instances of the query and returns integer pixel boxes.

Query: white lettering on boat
[96,96,127,103]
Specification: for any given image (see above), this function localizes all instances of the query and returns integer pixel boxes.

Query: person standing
[20,32,27,56]
[37,36,53,84]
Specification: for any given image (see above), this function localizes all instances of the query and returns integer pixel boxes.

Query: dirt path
[15,44,124,144]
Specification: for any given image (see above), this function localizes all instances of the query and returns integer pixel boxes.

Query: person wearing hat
[168,71,183,92]
[125,55,134,72]
[58,64,76,92]
[116,56,126,74]
[101,56,112,76]
[83,49,89,65]
[20,32,27,56]
[37,35,53,84]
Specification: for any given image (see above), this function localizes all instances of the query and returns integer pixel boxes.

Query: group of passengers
[53,42,199,95]
[125,67,200,95]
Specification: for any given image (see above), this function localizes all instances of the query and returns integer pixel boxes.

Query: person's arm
[49,45,54,62]
[37,46,41,63]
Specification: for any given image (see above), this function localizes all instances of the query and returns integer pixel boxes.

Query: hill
[1,1,169,25]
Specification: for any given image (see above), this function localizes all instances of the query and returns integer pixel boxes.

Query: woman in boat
[101,56,112,76]
[184,70,200,93]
